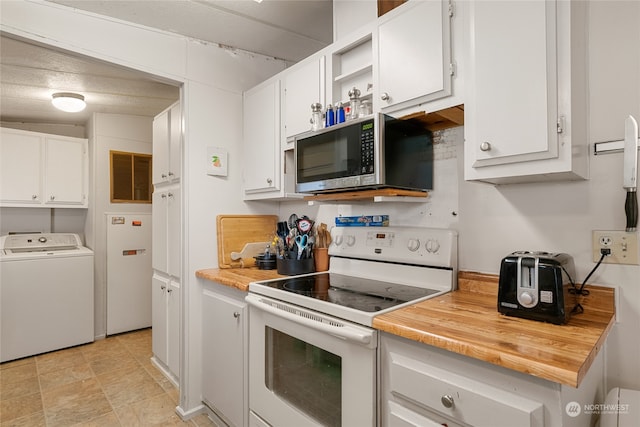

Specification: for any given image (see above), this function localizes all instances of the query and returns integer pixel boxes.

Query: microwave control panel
[359,120,375,174]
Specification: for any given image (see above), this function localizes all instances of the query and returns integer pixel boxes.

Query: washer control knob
[425,239,440,253]
[519,292,534,306]
[407,238,420,252]
[38,236,48,243]
[334,234,343,246]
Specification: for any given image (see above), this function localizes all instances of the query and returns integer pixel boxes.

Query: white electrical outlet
[592,230,640,265]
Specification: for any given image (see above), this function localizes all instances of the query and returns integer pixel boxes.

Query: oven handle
[246,295,374,346]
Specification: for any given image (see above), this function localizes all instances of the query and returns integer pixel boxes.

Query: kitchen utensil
[287,213,298,231]
[295,234,308,260]
[216,215,278,268]
[297,217,313,235]
[624,115,638,231]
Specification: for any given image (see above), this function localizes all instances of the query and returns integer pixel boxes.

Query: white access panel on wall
[106,213,152,335]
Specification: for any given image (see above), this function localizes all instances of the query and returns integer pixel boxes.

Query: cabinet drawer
[388,353,543,427]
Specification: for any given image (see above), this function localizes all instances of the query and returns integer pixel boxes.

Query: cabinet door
[378,0,451,110]
[202,289,246,427]
[152,274,169,364]
[152,109,170,184]
[243,80,280,194]
[152,189,168,273]
[167,280,180,377]
[467,0,558,168]
[167,186,181,279]
[168,102,182,181]
[284,58,323,139]
[44,137,87,206]
[0,129,42,204]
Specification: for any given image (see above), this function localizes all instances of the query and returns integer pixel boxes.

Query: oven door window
[265,326,342,427]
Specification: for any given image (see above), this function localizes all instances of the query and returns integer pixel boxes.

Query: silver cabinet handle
[168,171,174,177]
[32,195,38,200]
[161,193,167,199]
[50,195,56,201]
[381,92,390,101]
[441,395,455,409]
[160,285,166,291]
[161,173,167,178]
[480,141,492,152]
[167,288,173,293]
[167,192,173,198]
[233,312,240,319]
[266,178,273,185]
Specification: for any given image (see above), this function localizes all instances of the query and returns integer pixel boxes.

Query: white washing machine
[0,233,94,363]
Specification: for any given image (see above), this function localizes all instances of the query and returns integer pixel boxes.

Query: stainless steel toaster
[497,251,576,324]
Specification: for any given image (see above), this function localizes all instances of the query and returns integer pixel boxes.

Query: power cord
[568,248,610,314]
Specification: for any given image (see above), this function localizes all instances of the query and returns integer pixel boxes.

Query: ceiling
[0,0,333,126]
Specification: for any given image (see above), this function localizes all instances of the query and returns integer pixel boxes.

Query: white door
[106,213,152,335]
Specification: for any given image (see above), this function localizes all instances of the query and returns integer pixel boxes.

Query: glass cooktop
[254,272,440,313]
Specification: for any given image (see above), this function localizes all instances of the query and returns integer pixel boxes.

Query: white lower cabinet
[151,273,180,383]
[202,283,247,427]
[380,332,604,427]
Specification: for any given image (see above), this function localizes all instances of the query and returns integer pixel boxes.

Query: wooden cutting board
[216,214,278,268]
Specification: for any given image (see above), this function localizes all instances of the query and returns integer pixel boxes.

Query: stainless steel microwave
[295,113,433,194]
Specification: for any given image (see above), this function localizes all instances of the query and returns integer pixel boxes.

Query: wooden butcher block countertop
[196,268,284,292]
[196,268,615,388]
[373,271,616,388]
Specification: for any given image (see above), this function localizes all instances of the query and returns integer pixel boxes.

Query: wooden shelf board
[303,188,428,203]
[401,104,464,132]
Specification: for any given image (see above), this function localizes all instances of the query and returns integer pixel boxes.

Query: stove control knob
[38,236,48,243]
[346,235,356,246]
[407,238,420,252]
[334,234,343,246]
[425,239,440,253]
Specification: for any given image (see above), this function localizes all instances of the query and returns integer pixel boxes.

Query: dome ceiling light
[51,92,86,113]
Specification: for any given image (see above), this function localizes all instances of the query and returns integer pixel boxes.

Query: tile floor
[0,329,218,427]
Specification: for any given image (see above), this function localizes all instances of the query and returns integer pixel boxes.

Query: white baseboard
[150,356,179,388]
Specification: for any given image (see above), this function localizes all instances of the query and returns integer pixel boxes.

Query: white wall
[1,0,286,418]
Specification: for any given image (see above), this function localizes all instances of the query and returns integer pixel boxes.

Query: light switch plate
[592,230,640,265]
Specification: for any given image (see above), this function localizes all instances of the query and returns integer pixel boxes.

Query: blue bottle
[325,104,335,127]
[336,102,346,123]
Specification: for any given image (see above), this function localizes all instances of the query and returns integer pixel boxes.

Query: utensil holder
[277,257,315,276]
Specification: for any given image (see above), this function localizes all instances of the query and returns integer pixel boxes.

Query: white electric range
[246,225,457,427]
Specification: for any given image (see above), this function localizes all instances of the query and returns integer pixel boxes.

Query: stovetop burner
[260,272,439,313]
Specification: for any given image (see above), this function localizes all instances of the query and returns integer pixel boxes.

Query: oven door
[246,294,377,427]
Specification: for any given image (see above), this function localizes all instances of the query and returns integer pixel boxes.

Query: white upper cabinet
[243,79,281,197]
[153,101,181,185]
[0,128,88,208]
[283,57,325,141]
[465,0,589,184]
[0,129,42,205]
[44,137,87,206]
[377,0,452,112]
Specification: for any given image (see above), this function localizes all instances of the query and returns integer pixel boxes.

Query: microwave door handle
[246,295,373,345]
